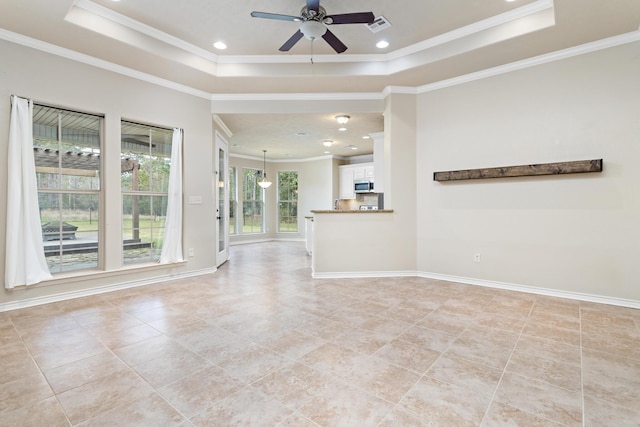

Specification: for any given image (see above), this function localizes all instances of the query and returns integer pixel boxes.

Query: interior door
[215,133,230,266]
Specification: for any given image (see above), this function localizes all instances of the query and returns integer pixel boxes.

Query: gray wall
[416,42,640,301]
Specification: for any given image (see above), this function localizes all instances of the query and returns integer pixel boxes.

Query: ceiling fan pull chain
[310,39,314,65]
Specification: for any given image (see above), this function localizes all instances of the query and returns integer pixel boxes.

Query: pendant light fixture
[258,150,272,189]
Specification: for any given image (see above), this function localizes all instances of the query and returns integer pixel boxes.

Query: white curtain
[5,96,53,288]
[159,128,184,263]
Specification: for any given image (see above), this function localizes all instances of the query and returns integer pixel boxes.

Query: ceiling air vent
[367,16,391,33]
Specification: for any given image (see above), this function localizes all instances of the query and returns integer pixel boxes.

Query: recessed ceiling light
[296,132,308,136]
[213,41,227,50]
[338,127,347,132]
[376,40,389,49]
[322,140,333,147]
[362,135,371,139]
[324,151,330,154]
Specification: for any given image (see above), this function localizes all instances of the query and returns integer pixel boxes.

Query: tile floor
[1,241,640,426]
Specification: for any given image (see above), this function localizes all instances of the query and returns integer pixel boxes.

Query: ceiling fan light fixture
[335,115,350,124]
[300,20,327,40]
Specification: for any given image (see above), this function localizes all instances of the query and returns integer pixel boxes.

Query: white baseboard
[310,269,640,309]
[0,267,217,313]
[312,270,417,279]
[417,271,640,309]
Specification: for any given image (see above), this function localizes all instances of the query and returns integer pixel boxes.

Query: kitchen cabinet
[339,165,356,199]
[339,162,374,200]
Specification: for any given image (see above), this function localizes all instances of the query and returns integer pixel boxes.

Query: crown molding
[0,28,212,100]
[211,92,384,102]
[417,30,640,93]
[70,0,220,62]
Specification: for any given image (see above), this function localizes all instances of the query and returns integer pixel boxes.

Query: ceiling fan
[250,0,375,54]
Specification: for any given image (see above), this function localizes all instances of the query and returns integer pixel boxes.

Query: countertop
[310,209,394,214]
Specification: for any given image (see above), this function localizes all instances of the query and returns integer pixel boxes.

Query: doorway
[215,132,230,266]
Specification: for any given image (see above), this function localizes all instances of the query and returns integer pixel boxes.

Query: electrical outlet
[188,248,195,257]
[474,253,481,263]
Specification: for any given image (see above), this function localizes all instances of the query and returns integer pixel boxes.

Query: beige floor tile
[0,322,21,347]
[0,342,42,385]
[445,336,513,371]
[416,310,471,335]
[129,345,211,388]
[378,407,427,427]
[472,312,527,334]
[493,372,582,426]
[426,352,503,398]
[0,371,54,413]
[581,331,640,360]
[374,338,441,374]
[400,376,491,426]
[514,335,581,366]
[3,242,640,426]
[582,348,640,410]
[252,362,330,410]
[583,395,640,427]
[481,401,565,426]
[530,298,580,319]
[300,342,369,378]
[114,335,190,366]
[397,324,457,352]
[0,396,69,427]
[265,329,327,360]
[217,346,290,384]
[521,322,581,346]
[190,387,293,427]
[330,326,391,355]
[42,350,131,394]
[76,392,186,426]
[298,380,394,427]
[342,355,422,403]
[158,365,245,418]
[506,347,582,391]
[56,369,155,425]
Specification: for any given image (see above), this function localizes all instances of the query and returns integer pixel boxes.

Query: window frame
[277,170,298,233]
[120,120,174,265]
[241,167,265,234]
[33,103,103,274]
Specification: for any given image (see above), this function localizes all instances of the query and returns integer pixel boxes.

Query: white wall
[0,40,215,307]
[312,93,418,276]
[416,42,640,302]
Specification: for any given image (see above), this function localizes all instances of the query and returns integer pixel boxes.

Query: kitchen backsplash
[338,193,380,210]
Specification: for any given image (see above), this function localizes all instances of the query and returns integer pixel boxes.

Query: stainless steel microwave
[354,179,374,193]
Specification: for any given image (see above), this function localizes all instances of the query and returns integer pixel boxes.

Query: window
[229,166,237,235]
[242,168,264,233]
[278,171,298,232]
[121,121,173,264]
[33,104,102,273]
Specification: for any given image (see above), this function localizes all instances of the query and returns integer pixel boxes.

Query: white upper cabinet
[339,162,374,200]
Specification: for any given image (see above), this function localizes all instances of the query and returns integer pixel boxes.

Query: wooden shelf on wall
[433,159,603,182]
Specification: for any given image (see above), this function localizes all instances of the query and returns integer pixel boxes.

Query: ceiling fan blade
[306,0,320,13]
[279,30,304,52]
[322,29,347,54]
[326,12,375,25]
[251,11,301,22]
